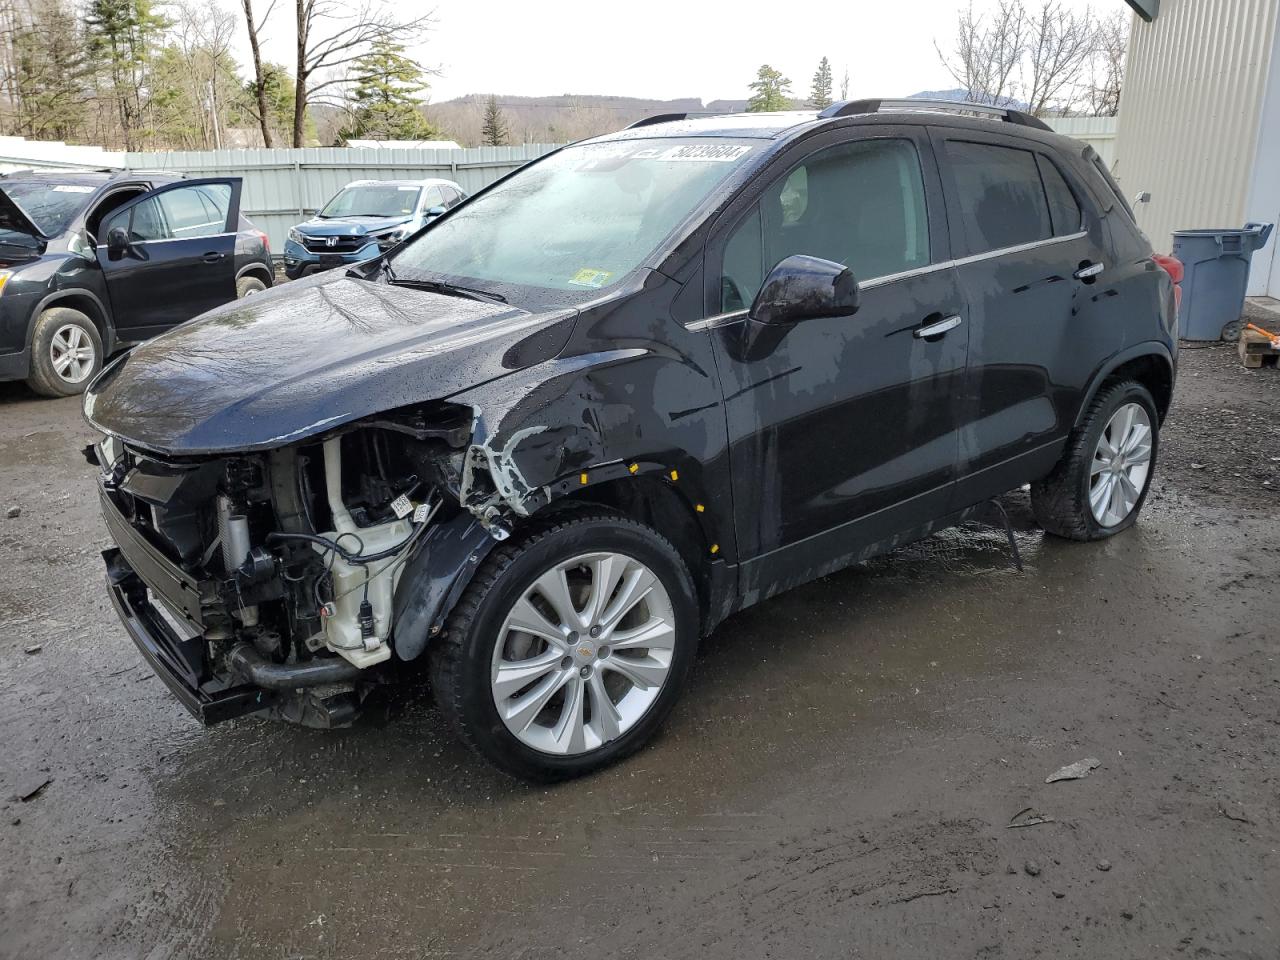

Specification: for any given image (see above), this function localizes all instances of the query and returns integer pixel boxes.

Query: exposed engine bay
[91,402,502,728]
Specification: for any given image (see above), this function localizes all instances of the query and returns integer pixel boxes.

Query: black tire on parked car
[1031,379,1160,541]
[236,276,268,298]
[430,510,699,782]
[26,306,104,398]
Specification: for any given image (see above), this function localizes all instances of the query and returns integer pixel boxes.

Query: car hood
[83,273,578,455]
[0,187,50,240]
[296,215,409,237]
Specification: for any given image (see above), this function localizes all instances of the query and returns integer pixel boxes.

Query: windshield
[320,184,421,219]
[390,139,757,294]
[0,180,95,238]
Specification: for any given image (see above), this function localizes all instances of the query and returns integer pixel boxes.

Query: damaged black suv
[86,100,1178,780]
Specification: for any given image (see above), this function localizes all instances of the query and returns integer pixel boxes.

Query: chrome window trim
[690,230,1087,329]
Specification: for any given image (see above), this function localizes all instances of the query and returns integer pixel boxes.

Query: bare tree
[241,0,275,146]
[936,0,1028,107]
[1024,0,1095,116]
[1085,9,1127,116]
[292,0,431,147]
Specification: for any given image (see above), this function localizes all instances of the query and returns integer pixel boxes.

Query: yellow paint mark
[579,472,589,485]
[695,503,705,513]
[709,543,720,554]
[628,463,639,474]
[669,469,679,481]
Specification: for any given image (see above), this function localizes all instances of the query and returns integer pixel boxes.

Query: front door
[930,130,1115,506]
[97,178,242,342]
[705,128,968,597]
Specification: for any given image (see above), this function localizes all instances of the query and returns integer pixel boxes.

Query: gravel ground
[1,341,1277,959]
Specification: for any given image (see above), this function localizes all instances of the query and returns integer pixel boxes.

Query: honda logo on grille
[325,236,338,248]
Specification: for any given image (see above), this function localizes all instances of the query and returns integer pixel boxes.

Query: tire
[1031,380,1159,541]
[236,275,268,298]
[25,307,103,398]
[430,511,699,782]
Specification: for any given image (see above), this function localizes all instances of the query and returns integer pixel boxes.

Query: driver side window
[102,197,167,244]
[720,138,931,312]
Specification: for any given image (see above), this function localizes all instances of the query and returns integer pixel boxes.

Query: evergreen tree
[84,0,168,150]
[747,64,792,112]
[809,56,833,109]
[340,39,438,142]
[12,1,90,142]
[481,94,508,146]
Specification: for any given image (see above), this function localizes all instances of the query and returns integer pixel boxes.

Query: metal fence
[124,118,1118,254]
[122,144,561,252]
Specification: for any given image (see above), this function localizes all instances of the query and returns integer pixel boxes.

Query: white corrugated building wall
[1115,0,1280,297]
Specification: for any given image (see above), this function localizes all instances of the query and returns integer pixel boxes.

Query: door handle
[914,314,963,339]
[1074,261,1105,280]
[202,252,226,263]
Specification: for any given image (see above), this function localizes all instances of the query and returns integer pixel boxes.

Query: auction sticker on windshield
[569,268,613,288]
[658,144,752,162]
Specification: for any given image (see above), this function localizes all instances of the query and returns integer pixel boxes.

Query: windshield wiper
[385,271,506,304]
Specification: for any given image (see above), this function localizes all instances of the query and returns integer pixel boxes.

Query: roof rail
[819,98,1053,132]
[624,111,732,130]
[626,113,690,129]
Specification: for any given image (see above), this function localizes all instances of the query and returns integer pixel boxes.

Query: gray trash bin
[1171,222,1274,341]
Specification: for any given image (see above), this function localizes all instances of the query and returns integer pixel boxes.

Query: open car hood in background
[0,188,50,239]
[83,272,578,455]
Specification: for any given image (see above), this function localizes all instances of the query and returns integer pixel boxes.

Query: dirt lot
[1,340,1278,960]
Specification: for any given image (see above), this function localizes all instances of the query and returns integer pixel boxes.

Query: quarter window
[1037,155,1083,236]
[945,140,1052,254]
[720,138,930,311]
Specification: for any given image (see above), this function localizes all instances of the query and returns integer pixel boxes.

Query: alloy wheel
[1090,401,1153,527]
[490,551,676,756]
[49,324,96,384]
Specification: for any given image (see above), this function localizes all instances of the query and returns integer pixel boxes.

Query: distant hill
[427,93,806,146]
[426,90,1042,147]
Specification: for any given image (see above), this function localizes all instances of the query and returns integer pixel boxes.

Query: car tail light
[255,229,270,256]
[1153,253,1183,310]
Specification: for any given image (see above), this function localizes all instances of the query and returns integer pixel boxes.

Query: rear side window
[945,140,1051,254]
[720,137,930,311]
[1037,156,1082,235]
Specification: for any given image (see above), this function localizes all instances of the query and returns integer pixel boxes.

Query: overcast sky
[248,0,1110,104]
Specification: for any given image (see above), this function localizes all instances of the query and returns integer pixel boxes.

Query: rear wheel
[1031,380,1159,540]
[236,275,267,298]
[26,307,103,398]
[430,511,698,781]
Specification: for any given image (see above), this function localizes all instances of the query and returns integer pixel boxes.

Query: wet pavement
[2,342,1278,959]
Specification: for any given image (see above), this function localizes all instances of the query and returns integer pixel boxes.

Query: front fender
[391,513,497,661]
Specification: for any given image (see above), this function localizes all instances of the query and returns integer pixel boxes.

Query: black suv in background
[0,171,272,396]
[85,100,1179,781]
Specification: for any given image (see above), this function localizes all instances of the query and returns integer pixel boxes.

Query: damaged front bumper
[100,485,364,725]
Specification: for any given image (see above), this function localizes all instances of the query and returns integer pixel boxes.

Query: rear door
[931,129,1113,506]
[97,178,242,341]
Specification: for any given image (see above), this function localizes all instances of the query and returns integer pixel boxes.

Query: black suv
[0,171,272,397]
[85,100,1179,781]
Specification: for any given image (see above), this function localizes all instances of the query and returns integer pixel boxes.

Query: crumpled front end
[90,403,482,727]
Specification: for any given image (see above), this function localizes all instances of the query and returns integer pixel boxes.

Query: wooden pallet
[1238,328,1280,368]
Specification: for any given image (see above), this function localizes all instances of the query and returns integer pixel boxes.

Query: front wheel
[1032,380,1159,540]
[430,512,698,781]
[26,307,103,398]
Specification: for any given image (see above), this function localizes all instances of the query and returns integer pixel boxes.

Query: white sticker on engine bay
[658,144,752,163]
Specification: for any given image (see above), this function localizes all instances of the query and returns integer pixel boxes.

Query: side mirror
[106,227,131,260]
[738,255,860,361]
[426,205,447,217]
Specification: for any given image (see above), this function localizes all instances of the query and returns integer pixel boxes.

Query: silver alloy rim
[491,551,676,756]
[50,324,95,384]
[1090,401,1153,527]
